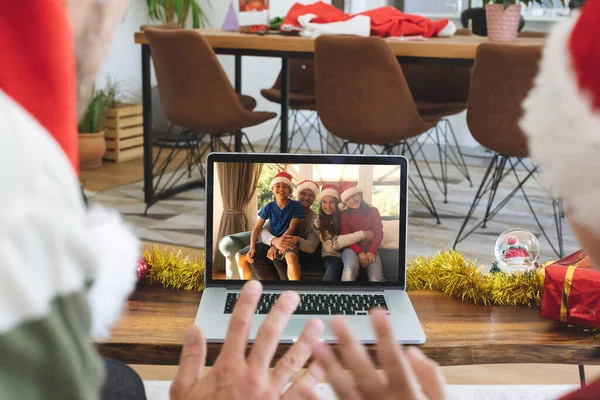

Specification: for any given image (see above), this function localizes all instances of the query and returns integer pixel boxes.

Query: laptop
[196,153,426,344]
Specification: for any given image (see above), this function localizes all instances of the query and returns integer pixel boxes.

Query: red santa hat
[295,179,319,198]
[269,171,294,191]
[520,1,600,236]
[338,181,363,203]
[0,0,79,173]
[317,183,340,203]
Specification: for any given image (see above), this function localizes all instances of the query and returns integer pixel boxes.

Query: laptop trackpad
[283,319,331,341]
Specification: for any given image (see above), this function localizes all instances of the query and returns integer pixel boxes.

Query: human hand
[313,309,447,400]
[267,246,277,261]
[363,230,375,242]
[358,252,370,269]
[366,252,376,265]
[170,281,325,400]
[272,236,296,251]
[246,249,256,263]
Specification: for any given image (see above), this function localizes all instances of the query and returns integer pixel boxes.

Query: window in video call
[212,162,403,283]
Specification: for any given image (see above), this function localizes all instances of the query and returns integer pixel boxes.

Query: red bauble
[507,236,518,246]
[137,258,149,280]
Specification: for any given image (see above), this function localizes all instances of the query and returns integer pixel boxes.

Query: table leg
[234,54,242,152]
[141,44,154,209]
[579,364,586,387]
[280,57,289,153]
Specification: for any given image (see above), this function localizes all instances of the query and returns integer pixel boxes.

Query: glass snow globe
[494,228,540,273]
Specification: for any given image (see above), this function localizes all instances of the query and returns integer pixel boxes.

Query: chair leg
[337,138,440,223]
[453,154,564,258]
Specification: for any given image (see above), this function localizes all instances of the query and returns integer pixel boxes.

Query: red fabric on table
[540,250,600,329]
[281,1,450,38]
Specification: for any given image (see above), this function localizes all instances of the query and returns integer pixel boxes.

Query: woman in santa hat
[313,184,376,281]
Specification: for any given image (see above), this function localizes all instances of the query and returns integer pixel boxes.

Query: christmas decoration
[222,0,240,32]
[540,250,600,329]
[142,246,205,291]
[494,228,540,274]
[407,250,544,306]
[137,257,149,280]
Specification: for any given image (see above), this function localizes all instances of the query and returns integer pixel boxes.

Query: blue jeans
[341,248,386,282]
[322,256,343,281]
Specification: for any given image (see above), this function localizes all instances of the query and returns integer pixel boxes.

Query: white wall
[97,0,555,148]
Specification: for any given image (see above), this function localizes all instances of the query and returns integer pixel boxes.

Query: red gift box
[540,250,600,329]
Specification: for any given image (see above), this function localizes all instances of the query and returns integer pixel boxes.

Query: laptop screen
[205,153,408,288]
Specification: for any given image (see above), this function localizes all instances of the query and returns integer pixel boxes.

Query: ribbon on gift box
[561,259,585,322]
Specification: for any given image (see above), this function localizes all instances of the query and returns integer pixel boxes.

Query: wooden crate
[101,103,144,163]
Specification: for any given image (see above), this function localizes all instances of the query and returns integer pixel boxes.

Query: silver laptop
[196,153,425,344]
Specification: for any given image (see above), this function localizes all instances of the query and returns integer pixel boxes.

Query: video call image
[212,162,402,283]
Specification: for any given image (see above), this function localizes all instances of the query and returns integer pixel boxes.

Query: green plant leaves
[78,91,108,134]
[146,0,210,28]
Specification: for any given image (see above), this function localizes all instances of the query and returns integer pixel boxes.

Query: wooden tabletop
[133,29,544,60]
[97,286,600,367]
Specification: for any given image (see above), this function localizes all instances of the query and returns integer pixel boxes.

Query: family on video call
[222,163,401,282]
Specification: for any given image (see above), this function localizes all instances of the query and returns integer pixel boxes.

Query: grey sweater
[313,219,366,258]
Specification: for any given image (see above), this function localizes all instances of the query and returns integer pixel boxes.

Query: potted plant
[482,0,563,41]
[100,77,145,163]
[146,0,209,28]
[78,90,108,170]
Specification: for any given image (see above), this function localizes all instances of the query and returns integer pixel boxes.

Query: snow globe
[494,228,540,273]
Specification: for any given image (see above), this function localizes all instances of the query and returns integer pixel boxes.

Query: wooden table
[133,30,544,210]
[97,286,600,370]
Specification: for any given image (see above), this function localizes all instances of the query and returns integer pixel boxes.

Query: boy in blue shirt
[237,171,305,280]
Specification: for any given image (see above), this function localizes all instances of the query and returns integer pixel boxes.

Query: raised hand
[170,280,325,400]
[313,309,447,400]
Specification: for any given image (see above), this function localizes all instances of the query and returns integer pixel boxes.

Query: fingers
[329,317,384,400]
[170,325,207,400]
[221,280,262,359]
[370,309,421,397]
[272,318,324,391]
[312,342,362,400]
[282,361,325,400]
[248,291,300,371]
[406,347,447,400]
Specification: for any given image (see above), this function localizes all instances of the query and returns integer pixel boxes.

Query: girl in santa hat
[313,184,376,281]
[338,182,386,282]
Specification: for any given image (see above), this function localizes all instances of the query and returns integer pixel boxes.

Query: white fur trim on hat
[340,186,363,203]
[317,188,339,203]
[520,12,600,237]
[295,180,319,198]
[269,177,293,191]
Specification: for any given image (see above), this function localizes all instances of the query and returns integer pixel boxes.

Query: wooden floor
[80,146,190,192]
[86,156,599,386]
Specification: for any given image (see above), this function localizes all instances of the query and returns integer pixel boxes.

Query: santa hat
[338,181,363,203]
[520,1,600,237]
[295,179,319,198]
[270,171,294,191]
[317,183,340,203]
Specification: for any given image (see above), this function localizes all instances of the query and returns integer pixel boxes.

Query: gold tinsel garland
[143,246,205,291]
[142,247,544,306]
[406,250,544,306]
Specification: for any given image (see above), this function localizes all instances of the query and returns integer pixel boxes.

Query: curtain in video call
[214,162,402,283]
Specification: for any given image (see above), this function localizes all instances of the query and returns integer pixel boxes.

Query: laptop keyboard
[224,293,388,315]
